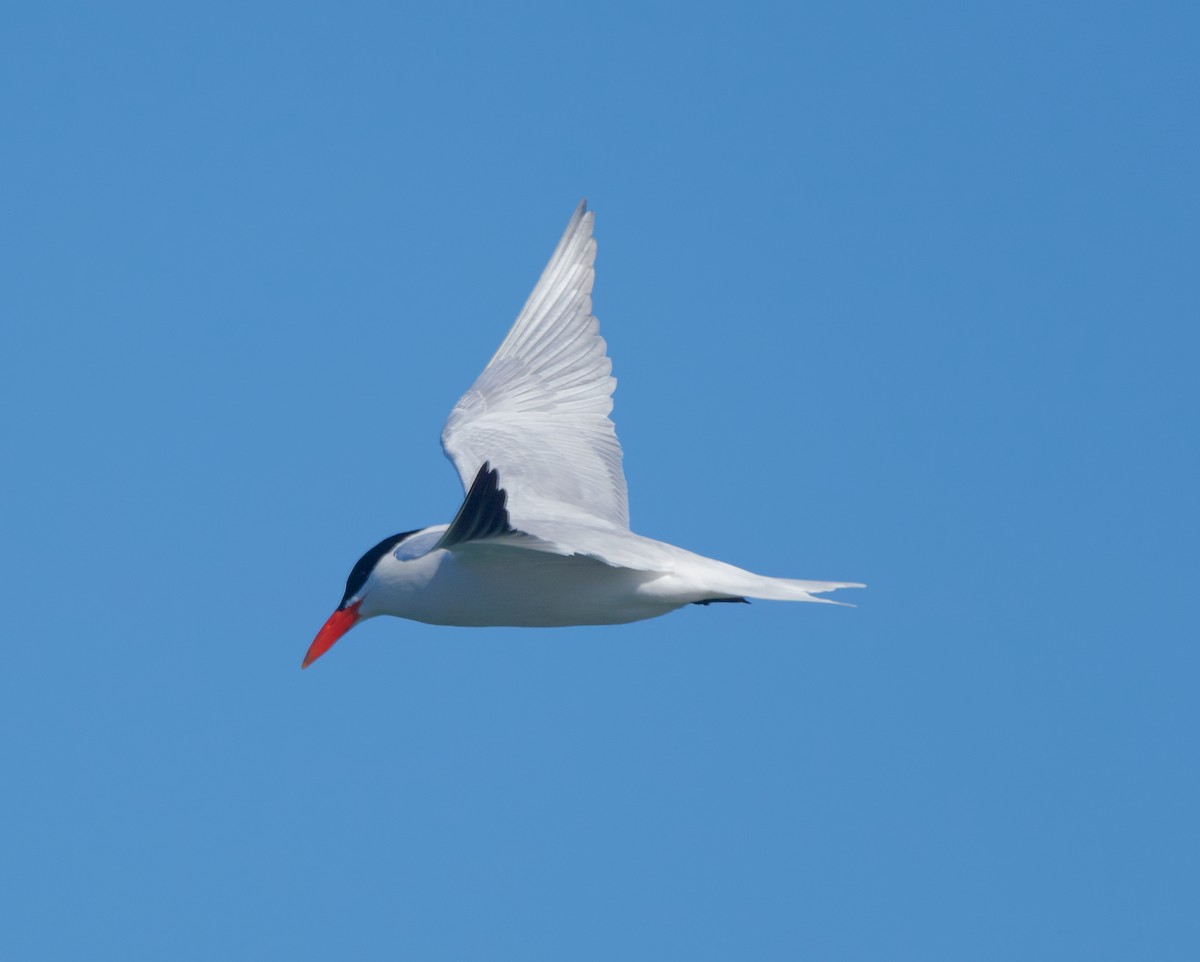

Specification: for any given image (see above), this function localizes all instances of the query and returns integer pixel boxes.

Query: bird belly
[379,547,683,627]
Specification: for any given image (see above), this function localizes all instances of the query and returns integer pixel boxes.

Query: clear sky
[2,2,1196,959]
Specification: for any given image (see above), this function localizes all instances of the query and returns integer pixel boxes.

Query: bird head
[302,530,418,669]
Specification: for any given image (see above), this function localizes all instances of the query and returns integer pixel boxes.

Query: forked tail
[681,552,865,606]
[734,574,864,605]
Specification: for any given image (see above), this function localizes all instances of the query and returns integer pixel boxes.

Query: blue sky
[2,1,1196,959]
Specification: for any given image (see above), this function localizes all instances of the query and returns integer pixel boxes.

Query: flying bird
[303,203,861,668]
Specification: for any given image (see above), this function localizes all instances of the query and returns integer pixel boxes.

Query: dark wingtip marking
[437,462,515,549]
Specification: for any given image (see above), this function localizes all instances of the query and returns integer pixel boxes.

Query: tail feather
[735,575,865,605]
[680,553,864,606]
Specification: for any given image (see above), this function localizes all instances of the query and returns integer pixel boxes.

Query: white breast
[361,545,684,627]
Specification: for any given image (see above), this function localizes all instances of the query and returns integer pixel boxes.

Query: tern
[303,202,862,668]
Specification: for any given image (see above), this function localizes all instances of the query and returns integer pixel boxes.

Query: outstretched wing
[434,204,861,596]
[440,202,630,539]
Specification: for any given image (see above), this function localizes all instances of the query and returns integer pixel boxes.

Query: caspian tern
[303,202,862,668]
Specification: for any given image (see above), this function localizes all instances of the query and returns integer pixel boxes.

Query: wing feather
[440,202,630,534]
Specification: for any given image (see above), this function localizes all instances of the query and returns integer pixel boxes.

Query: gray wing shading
[440,201,630,536]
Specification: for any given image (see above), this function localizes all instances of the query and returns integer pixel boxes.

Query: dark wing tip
[437,461,515,549]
